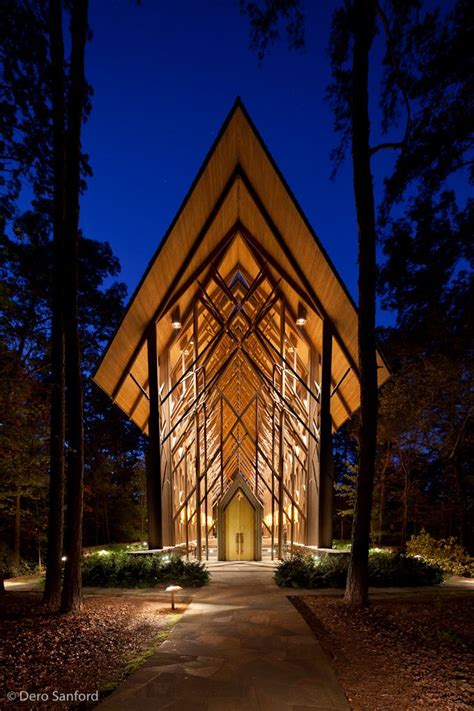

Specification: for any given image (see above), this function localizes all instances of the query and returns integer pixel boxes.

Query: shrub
[82,551,209,588]
[0,545,34,582]
[0,545,14,593]
[274,551,444,588]
[368,551,444,587]
[274,554,315,588]
[274,553,348,588]
[406,530,473,578]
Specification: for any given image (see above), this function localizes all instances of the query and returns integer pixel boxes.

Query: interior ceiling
[92,98,390,433]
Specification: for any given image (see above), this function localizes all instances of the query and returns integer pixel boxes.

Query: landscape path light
[165,584,183,610]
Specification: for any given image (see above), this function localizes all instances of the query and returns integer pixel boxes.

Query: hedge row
[82,551,209,588]
[275,551,445,588]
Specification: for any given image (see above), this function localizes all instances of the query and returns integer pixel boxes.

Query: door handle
[235,532,244,554]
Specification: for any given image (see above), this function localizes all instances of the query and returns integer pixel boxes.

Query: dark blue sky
[81,0,398,326]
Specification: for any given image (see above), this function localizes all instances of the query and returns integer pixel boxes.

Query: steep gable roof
[93,98,389,431]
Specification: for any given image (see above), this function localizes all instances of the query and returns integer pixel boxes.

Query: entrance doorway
[225,491,255,560]
[217,475,263,561]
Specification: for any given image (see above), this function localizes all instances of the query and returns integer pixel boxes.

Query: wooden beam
[238,212,360,380]
[278,303,286,559]
[240,346,317,443]
[111,169,241,402]
[163,347,238,444]
[146,323,163,549]
[160,347,174,546]
[193,304,202,560]
[203,378,209,560]
[241,224,353,421]
[306,344,319,546]
[318,318,333,548]
[160,223,239,319]
[255,397,259,496]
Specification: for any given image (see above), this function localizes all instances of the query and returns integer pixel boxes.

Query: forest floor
[0,586,186,709]
[2,579,473,710]
[292,588,474,711]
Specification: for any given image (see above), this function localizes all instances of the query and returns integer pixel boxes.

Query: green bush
[0,545,15,586]
[274,551,444,588]
[274,554,314,588]
[274,554,348,588]
[0,545,35,580]
[368,551,444,586]
[82,551,209,588]
[332,540,352,551]
[406,530,473,578]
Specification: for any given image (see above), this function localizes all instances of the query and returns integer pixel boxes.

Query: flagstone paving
[97,561,349,710]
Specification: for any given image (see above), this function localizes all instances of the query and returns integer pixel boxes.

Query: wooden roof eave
[93,99,391,433]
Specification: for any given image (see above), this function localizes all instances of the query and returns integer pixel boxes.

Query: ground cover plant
[275,551,444,588]
[82,551,209,588]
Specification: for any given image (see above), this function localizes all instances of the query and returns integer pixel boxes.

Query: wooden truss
[144,226,334,558]
[93,102,391,557]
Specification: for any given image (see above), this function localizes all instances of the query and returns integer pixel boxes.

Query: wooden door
[225,490,255,560]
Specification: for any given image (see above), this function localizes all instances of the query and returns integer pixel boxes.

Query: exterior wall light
[296,303,307,326]
[171,306,182,330]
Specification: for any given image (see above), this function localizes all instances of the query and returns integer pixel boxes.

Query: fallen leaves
[292,591,474,710]
[1,591,180,709]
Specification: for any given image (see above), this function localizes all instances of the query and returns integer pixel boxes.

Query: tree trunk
[61,0,88,614]
[344,0,378,607]
[451,460,465,545]
[448,411,471,547]
[103,500,110,543]
[95,498,100,546]
[13,495,21,567]
[400,456,409,547]
[44,0,66,611]
[378,463,386,544]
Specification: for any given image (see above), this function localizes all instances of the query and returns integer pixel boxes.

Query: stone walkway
[97,561,349,711]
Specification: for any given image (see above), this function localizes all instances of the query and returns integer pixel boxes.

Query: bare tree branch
[370,2,411,157]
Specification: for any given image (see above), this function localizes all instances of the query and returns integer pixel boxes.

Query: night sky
[81,0,399,326]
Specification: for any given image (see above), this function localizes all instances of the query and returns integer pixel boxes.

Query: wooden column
[184,452,189,558]
[255,396,259,495]
[146,322,163,549]
[318,318,334,548]
[220,395,224,493]
[290,449,296,550]
[305,343,319,545]
[271,394,276,560]
[193,305,202,560]
[203,391,209,560]
[277,304,286,559]
[160,348,174,546]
